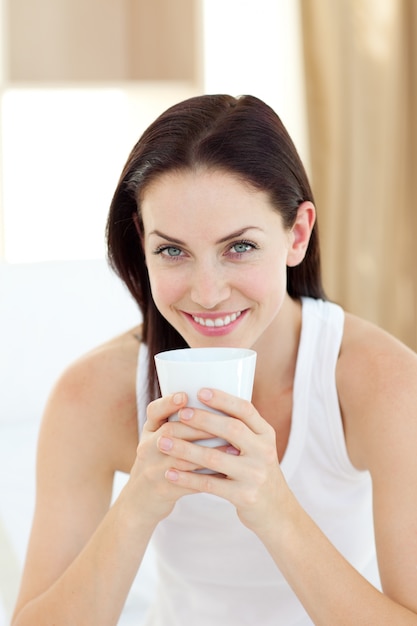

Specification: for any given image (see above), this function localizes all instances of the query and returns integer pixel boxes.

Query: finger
[144,392,187,432]
[178,408,247,451]
[159,419,224,444]
[156,436,216,474]
[164,465,239,501]
[196,388,267,435]
[158,435,240,477]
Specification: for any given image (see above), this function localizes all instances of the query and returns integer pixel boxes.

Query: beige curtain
[300,0,417,349]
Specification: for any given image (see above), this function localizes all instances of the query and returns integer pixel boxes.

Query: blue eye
[229,240,258,256]
[232,242,252,254]
[162,246,182,257]
[153,245,183,258]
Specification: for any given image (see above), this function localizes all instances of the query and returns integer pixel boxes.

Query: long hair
[106,94,326,400]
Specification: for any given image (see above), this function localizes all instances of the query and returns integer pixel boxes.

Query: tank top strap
[281,297,345,481]
[136,342,150,436]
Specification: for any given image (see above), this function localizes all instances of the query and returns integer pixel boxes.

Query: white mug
[154,347,257,466]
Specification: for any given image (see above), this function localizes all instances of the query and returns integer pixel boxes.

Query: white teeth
[192,311,241,328]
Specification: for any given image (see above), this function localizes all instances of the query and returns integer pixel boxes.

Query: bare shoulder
[43,324,143,473]
[337,313,417,610]
[337,312,417,470]
[339,312,417,379]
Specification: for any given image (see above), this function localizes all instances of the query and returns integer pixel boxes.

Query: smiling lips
[191,311,242,328]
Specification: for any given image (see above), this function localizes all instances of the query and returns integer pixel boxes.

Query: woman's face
[141,169,301,349]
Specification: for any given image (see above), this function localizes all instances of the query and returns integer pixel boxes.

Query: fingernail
[180,408,194,420]
[226,446,240,456]
[159,436,173,451]
[199,388,213,401]
[173,392,184,405]
[165,469,179,481]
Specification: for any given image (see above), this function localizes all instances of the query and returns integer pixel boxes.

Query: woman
[12,95,417,625]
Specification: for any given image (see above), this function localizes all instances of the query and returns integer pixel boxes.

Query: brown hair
[106,94,326,399]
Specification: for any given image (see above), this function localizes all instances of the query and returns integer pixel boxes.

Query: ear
[286,201,316,267]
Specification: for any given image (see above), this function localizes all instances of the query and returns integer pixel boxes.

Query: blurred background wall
[0,0,306,263]
[302,0,417,348]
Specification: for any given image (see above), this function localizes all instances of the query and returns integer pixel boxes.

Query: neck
[252,295,302,401]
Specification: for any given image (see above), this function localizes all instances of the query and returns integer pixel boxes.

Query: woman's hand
[156,388,289,536]
[126,392,219,526]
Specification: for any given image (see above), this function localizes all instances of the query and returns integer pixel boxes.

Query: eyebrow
[148,227,264,245]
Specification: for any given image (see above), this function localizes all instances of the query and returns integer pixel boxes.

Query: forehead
[141,168,279,230]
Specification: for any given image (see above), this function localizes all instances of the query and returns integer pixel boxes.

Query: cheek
[241,260,287,302]
[147,268,185,310]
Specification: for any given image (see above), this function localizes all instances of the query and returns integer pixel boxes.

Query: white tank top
[136,298,380,625]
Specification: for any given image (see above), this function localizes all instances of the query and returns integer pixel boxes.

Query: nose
[190,261,231,309]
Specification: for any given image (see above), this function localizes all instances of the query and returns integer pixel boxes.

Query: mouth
[184,310,246,336]
[191,311,242,328]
